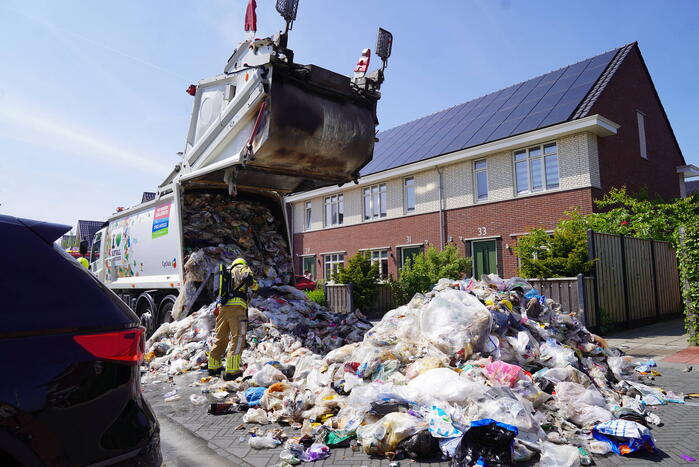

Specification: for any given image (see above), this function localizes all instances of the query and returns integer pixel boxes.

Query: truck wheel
[158,295,178,326]
[135,292,157,336]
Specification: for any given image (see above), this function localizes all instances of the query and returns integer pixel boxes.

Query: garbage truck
[89,0,393,334]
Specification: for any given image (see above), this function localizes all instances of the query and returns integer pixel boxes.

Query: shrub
[332,252,380,311]
[393,244,471,303]
[305,288,326,307]
[514,209,594,278]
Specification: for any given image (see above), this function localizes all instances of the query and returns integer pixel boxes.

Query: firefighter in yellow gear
[77,241,90,269]
[207,258,258,380]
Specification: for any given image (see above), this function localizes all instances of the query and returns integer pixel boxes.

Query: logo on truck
[152,203,171,239]
[162,258,177,268]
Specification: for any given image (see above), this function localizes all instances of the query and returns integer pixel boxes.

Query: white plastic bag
[253,364,287,387]
[248,436,281,449]
[405,368,486,404]
[243,408,270,425]
[539,442,580,467]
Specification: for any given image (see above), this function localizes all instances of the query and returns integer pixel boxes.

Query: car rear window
[0,219,138,336]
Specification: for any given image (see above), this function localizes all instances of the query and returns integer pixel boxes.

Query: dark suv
[0,215,161,466]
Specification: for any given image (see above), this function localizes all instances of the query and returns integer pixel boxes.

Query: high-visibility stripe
[225,297,247,307]
[208,354,222,370]
[225,355,241,373]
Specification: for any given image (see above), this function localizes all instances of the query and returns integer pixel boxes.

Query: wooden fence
[324,283,353,314]
[527,275,596,329]
[587,230,682,329]
[325,283,394,315]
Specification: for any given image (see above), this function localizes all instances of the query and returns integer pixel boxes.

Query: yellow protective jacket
[219,263,259,307]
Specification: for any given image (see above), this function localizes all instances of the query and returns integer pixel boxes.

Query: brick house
[286,42,696,281]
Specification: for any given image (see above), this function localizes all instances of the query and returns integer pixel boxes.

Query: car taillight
[73,327,145,364]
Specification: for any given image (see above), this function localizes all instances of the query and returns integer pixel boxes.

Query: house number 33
[477,226,487,236]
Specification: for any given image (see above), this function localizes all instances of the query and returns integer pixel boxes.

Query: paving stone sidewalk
[145,363,699,467]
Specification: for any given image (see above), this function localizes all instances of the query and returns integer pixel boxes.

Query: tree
[393,244,471,303]
[332,252,380,312]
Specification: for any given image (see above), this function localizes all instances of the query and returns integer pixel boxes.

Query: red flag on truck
[244,0,257,32]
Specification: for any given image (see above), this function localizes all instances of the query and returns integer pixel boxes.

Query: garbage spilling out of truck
[144,269,683,466]
[172,193,294,319]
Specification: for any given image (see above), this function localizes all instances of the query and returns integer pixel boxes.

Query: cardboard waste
[143,197,681,465]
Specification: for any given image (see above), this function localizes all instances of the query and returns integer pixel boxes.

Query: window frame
[637,110,648,159]
[323,253,344,281]
[304,201,312,231]
[399,245,423,269]
[473,159,488,202]
[323,194,344,227]
[403,176,416,213]
[363,183,388,221]
[369,249,390,279]
[513,141,560,195]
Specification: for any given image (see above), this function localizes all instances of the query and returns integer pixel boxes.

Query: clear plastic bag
[356,412,423,456]
[555,382,612,427]
[539,339,577,368]
[419,288,492,358]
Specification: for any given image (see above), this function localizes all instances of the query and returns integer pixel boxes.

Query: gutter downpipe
[437,167,445,249]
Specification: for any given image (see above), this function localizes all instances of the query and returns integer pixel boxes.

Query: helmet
[232,258,247,267]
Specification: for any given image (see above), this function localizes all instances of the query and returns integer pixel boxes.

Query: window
[637,111,647,159]
[404,177,416,212]
[324,194,344,227]
[324,253,344,280]
[363,184,387,220]
[370,249,389,279]
[474,159,488,201]
[304,201,312,230]
[514,142,559,194]
[400,246,423,269]
[302,255,316,280]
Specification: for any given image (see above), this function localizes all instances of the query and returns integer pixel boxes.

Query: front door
[472,240,497,278]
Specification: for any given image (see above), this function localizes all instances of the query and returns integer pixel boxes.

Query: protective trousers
[209,305,247,375]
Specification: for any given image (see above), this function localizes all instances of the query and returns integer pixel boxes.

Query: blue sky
[1,0,698,230]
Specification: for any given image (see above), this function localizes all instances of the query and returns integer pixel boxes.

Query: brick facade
[591,46,685,201]
[293,211,441,279]
[294,188,594,279]
[444,187,595,277]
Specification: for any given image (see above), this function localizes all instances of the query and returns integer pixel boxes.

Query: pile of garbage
[145,273,684,466]
[173,193,294,318]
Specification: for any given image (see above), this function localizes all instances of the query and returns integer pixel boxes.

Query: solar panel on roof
[359,46,621,176]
